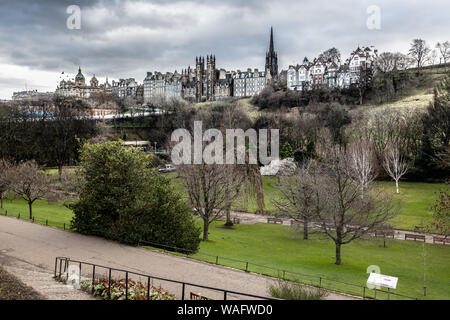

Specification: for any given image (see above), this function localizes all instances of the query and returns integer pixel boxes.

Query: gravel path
[0,215,357,300]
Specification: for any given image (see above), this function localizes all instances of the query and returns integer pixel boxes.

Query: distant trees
[408,39,431,75]
[383,144,410,194]
[414,75,450,179]
[374,52,413,100]
[0,97,98,173]
[435,41,450,66]
[180,163,245,240]
[0,159,12,209]
[319,47,341,64]
[346,139,378,198]
[316,142,399,265]
[280,142,294,159]
[41,96,98,179]
[7,161,49,219]
[273,161,323,240]
[430,184,450,238]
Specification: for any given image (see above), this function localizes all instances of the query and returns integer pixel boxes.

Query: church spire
[265,26,278,81]
[269,26,274,53]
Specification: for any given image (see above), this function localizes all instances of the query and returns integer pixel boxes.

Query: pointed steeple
[265,26,278,81]
[269,26,274,53]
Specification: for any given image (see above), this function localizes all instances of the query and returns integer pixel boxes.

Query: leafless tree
[179,163,245,241]
[7,161,49,219]
[408,39,431,75]
[316,147,399,265]
[319,47,341,64]
[436,41,450,66]
[383,144,411,194]
[346,139,378,198]
[272,161,323,240]
[0,159,13,209]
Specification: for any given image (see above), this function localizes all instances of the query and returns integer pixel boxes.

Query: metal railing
[54,257,279,301]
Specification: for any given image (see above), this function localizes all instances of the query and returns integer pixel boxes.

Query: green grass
[186,221,450,300]
[0,181,447,299]
[385,182,445,230]
[0,198,73,228]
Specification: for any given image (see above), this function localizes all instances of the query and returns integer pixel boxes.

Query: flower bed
[80,278,176,300]
[58,272,175,300]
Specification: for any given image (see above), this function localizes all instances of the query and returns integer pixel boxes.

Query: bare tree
[408,39,431,75]
[316,147,399,265]
[383,144,410,194]
[319,47,341,64]
[0,159,13,209]
[8,161,49,219]
[346,139,378,198]
[436,41,450,66]
[272,161,323,240]
[180,163,245,241]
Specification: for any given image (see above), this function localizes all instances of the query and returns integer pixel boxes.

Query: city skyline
[1,0,449,99]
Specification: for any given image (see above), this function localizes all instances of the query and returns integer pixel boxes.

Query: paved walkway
[0,215,356,300]
[229,211,444,244]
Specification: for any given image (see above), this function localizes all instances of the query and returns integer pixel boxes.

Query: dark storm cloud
[0,0,449,97]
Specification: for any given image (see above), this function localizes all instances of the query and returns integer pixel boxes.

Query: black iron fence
[54,256,279,301]
[0,210,420,300]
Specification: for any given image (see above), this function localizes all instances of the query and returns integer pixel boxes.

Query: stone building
[111,78,139,99]
[143,27,279,103]
[286,46,377,91]
[55,67,106,98]
[233,69,266,98]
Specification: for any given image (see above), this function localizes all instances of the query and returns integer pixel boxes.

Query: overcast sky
[0,0,449,99]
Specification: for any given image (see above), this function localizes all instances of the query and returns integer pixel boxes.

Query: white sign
[367,273,398,289]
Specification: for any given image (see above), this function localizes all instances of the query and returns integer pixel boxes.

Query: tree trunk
[29,202,33,220]
[224,182,233,226]
[395,180,399,194]
[1,197,3,209]
[58,165,63,182]
[335,242,342,265]
[303,218,309,240]
[203,219,209,241]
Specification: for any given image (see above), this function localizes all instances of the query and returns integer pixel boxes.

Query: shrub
[70,141,201,253]
[268,279,328,300]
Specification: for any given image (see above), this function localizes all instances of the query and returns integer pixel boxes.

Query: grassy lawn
[385,181,445,230]
[186,221,450,300]
[0,198,73,228]
[0,180,447,299]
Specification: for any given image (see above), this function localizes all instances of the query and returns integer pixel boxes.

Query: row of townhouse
[287,46,376,91]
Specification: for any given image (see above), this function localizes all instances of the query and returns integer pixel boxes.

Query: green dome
[75,67,85,80]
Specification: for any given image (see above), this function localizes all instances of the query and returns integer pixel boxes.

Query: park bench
[190,292,211,300]
[375,230,395,238]
[433,237,450,245]
[267,217,283,224]
[405,233,426,242]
